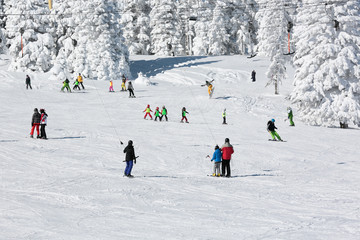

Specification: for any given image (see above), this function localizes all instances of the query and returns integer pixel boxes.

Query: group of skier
[30,108,48,139]
[210,138,234,177]
[109,76,135,98]
[61,73,85,92]
[143,105,168,121]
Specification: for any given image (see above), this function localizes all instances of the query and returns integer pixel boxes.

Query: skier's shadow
[139,175,179,179]
[231,173,276,178]
[49,136,87,140]
[0,140,18,143]
[215,96,235,100]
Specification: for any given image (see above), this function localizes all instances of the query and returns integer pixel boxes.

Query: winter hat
[34,108,38,112]
[156,107,159,110]
[128,140,133,145]
[225,138,230,143]
[40,109,45,113]
[215,145,219,150]
[271,119,275,122]
[147,104,150,107]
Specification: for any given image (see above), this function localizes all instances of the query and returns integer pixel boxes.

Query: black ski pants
[160,115,168,121]
[128,89,135,97]
[40,124,47,139]
[79,82,85,89]
[222,159,231,177]
[26,83,32,89]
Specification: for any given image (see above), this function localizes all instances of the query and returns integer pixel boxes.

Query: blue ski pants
[125,160,134,176]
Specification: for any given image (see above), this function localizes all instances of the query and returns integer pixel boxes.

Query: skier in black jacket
[267,119,282,141]
[30,108,41,138]
[26,75,32,89]
[123,140,137,177]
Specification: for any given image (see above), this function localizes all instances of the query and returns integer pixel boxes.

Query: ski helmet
[225,138,230,143]
[215,145,219,150]
[40,109,45,113]
[147,104,150,107]
[128,140,133,145]
[34,108,38,112]
[156,107,159,110]
[271,119,275,122]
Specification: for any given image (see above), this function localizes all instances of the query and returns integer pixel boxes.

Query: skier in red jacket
[221,138,234,177]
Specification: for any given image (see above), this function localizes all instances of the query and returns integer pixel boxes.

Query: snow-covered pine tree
[208,0,230,55]
[5,0,55,72]
[256,0,289,94]
[291,0,360,127]
[87,0,130,81]
[121,0,151,55]
[192,0,214,55]
[228,0,257,55]
[149,0,183,56]
[0,0,5,53]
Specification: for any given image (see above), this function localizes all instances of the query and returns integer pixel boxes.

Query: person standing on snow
[222,109,227,124]
[123,140,137,177]
[128,81,135,98]
[160,106,168,121]
[267,119,282,141]
[143,104,153,120]
[77,73,85,89]
[39,109,48,139]
[287,107,295,126]
[154,107,161,121]
[251,70,256,82]
[221,138,234,177]
[109,80,114,92]
[25,75,32,89]
[30,108,41,138]
[211,145,222,177]
[181,107,189,123]
[121,75,127,91]
[73,78,80,91]
[61,79,71,92]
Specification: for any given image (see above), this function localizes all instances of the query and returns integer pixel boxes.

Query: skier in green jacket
[287,107,295,126]
[154,107,161,121]
[160,106,168,121]
[61,79,71,92]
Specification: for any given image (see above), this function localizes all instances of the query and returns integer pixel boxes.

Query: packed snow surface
[0,55,359,239]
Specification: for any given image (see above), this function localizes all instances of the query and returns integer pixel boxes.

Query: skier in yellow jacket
[77,73,85,89]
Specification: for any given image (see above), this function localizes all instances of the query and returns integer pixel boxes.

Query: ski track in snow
[1,55,359,239]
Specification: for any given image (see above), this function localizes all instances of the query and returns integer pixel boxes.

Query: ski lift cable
[89,79,124,146]
[179,67,218,145]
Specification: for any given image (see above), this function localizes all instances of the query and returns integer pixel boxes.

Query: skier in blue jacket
[211,145,222,177]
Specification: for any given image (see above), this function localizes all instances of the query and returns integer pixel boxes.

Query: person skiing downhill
[61,79,71,92]
[109,80,114,92]
[221,138,234,177]
[25,75,32,89]
[287,107,295,126]
[77,73,85,89]
[201,79,215,98]
[211,145,222,177]
[143,105,153,120]
[30,108,41,138]
[267,119,282,141]
[39,109,48,139]
[181,107,189,123]
[128,81,135,98]
[123,140,136,177]
[160,106,168,121]
[154,107,161,121]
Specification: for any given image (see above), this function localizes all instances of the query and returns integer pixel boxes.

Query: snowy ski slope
[0,54,359,239]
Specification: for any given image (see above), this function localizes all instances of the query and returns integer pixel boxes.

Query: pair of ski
[268,139,287,142]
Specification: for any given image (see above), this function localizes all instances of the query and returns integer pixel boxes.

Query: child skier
[30,108,41,138]
[143,104,153,120]
[39,109,48,139]
[25,75,32,89]
[61,79,71,92]
[287,107,295,126]
[160,106,168,121]
[123,140,137,177]
[211,145,222,177]
[121,75,127,91]
[109,80,114,92]
[73,79,80,90]
[181,107,189,123]
[222,108,227,124]
[128,81,135,98]
[154,107,161,121]
[267,119,282,141]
